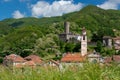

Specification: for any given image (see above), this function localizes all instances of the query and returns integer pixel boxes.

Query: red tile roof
[24,61,36,66]
[61,53,85,62]
[24,55,42,64]
[113,37,120,40]
[50,60,59,66]
[113,55,120,63]
[114,47,120,50]
[104,57,112,63]
[5,54,26,62]
[15,64,23,68]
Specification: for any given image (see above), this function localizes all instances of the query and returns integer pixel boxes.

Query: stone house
[103,55,120,65]
[113,55,120,63]
[103,36,112,48]
[24,54,43,66]
[49,60,60,67]
[24,61,36,68]
[87,52,102,63]
[113,37,120,50]
[3,54,26,67]
[60,53,86,67]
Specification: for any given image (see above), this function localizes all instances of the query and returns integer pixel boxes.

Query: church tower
[81,27,87,56]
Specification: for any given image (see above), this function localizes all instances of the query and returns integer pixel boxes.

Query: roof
[113,37,120,40]
[24,55,42,64]
[103,36,112,39]
[15,61,36,68]
[24,61,36,66]
[113,55,120,63]
[104,57,112,63]
[61,53,85,62]
[114,47,120,50]
[50,60,59,66]
[15,64,23,68]
[87,53,101,58]
[4,54,26,62]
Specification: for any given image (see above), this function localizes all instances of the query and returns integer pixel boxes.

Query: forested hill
[0,5,120,58]
[2,5,120,30]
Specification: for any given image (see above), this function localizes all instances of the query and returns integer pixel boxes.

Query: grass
[0,63,120,80]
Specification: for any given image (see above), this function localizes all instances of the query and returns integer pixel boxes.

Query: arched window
[83,35,85,40]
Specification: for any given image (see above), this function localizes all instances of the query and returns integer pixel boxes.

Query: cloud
[3,0,11,2]
[97,0,120,10]
[12,10,25,19]
[31,0,84,17]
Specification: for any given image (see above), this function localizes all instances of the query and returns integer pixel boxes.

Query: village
[2,21,120,70]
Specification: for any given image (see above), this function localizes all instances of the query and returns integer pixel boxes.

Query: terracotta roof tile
[113,37,120,40]
[50,60,59,66]
[61,53,85,62]
[24,61,36,66]
[103,36,112,39]
[113,55,120,63]
[24,55,42,64]
[15,64,23,68]
[104,57,112,63]
[5,54,26,62]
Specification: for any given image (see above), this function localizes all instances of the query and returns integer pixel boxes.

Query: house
[103,36,112,48]
[102,55,120,65]
[49,60,64,70]
[113,55,120,63]
[24,61,36,67]
[103,56,113,65]
[49,60,60,67]
[60,53,86,67]
[87,52,102,63]
[113,37,120,50]
[3,54,26,67]
[24,55,42,66]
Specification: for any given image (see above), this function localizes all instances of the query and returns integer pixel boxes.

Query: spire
[82,27,86,36]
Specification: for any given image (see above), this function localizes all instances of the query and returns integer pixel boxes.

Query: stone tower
[81,27,87,56]
[64,21,70,34]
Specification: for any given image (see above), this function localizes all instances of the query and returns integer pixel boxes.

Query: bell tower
[81,27,87,56]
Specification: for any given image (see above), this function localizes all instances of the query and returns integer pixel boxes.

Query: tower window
[83,35,85,40]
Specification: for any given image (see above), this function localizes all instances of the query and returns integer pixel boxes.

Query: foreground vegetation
[0,63,120,80]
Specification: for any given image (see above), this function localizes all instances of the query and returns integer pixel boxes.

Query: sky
[0,0,120,20]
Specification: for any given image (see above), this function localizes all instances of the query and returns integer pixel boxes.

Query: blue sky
[0,0,120,20]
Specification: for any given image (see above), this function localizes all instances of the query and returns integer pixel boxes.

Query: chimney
[64,21,70,34]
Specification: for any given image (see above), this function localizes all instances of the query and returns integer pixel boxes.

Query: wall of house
[88,58,100,63]
[61,62,83,68]
[13,62,25,66]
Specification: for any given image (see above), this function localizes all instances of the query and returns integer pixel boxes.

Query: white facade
[81,35,87,56]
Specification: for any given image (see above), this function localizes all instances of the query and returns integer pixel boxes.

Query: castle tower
[81,27,87,56]
[64,21,70,34]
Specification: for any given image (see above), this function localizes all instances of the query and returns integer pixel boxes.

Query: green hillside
[0,5,120,59]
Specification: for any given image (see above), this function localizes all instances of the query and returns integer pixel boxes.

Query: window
[83,35,85,40]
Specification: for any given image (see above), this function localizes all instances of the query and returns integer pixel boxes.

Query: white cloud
[12,10,25,19]
[31,0,84,17]
[97,0,120,10]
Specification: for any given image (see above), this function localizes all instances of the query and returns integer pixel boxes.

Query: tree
[65,42,75,52]
[73,43,81,52]
[116,50,120,55]
[95,41,103,53]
